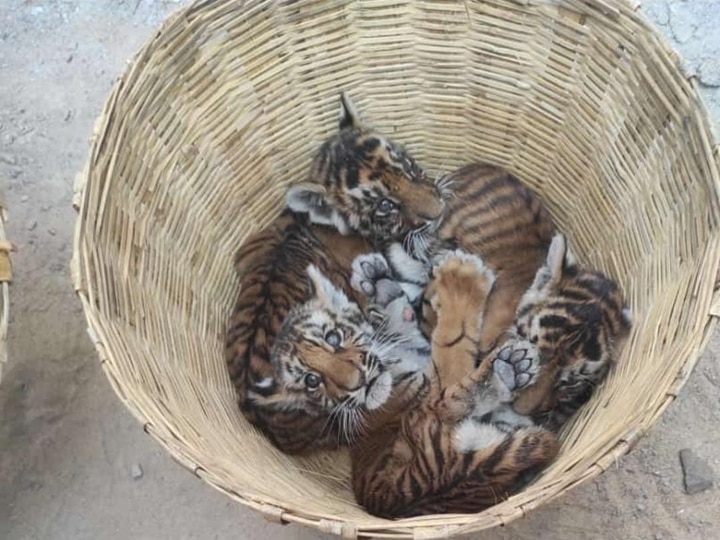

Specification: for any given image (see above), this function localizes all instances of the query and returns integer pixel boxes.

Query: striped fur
[351,253,559,518]
[351,240,630,517]
[422,162,557,351]
[286,93,450,245]
[224,210,374,454]
[508,234,632,431]
[266,264,433,450]
[347,161,557,354]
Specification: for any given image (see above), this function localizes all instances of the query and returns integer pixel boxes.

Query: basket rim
[70,0,720,537]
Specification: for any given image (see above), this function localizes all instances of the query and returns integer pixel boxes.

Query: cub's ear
[530,233,577,292]
[339,91,362,131]
[286,183,333,225]
[306,264,350,310]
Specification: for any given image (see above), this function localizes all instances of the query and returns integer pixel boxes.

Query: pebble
[48,228,56,236]
[27,220,37,231]
[131,464,144,480]
[64,109,74,122]
[636,502,646,513]
[679,448,714,495]
[20,195,29,203]
[0,153,17,165]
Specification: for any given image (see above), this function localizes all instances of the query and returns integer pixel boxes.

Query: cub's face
[263,265,392,443]
[287,93,450,244]
[513,234,631,371]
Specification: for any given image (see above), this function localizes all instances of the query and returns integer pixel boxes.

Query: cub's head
[287,92,450,243]
[257,265,392,445]
[513,234,632,371]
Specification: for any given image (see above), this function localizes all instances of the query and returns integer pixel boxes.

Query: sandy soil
[1,1,718,539]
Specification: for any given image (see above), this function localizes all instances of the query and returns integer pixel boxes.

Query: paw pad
[493,339,540,392]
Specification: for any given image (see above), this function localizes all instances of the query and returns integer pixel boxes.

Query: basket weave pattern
[72,0,720,537]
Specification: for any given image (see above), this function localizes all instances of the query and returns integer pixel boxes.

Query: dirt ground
[1,1,719,539]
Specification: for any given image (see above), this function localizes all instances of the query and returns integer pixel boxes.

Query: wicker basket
[72,0,720,537]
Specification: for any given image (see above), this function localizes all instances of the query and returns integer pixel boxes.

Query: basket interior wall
[75,0,720,528]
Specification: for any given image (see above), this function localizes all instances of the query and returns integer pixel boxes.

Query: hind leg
[427,250,495,391]
[441,337,542,426]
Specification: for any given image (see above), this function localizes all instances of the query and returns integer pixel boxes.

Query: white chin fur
[365,371,393,410]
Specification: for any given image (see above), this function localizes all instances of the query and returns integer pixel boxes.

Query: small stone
[131,464,144,480]
[64,109,74,122]
[655,534,664,540]
[0,153,17,165]
[27,220,37,231]
[41,205,51,212]
[20,195,29,203]
[636,502,646,512]
[66,53,74,63]
[679,449,714,495]
[48,228,56,236]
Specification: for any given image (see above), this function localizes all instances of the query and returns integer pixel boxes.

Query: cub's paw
[493,339,540,393]
[351,253,404,307]
[428,250,496,313]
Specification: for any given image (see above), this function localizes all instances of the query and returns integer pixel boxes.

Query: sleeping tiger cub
[271,234,630,517]
[505,234,632,431]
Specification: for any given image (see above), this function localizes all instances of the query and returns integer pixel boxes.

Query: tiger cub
[225,210,376,454]
[503,234,632,431]
[286,92,452,248]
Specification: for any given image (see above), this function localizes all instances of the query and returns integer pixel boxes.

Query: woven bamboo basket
[72,0,720,537]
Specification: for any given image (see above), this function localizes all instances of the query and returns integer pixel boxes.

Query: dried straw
[71,0,720,537]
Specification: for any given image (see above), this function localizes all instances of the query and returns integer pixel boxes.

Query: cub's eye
[304,373,321,389]
[376,198,397,214]
[324,329,343,348]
